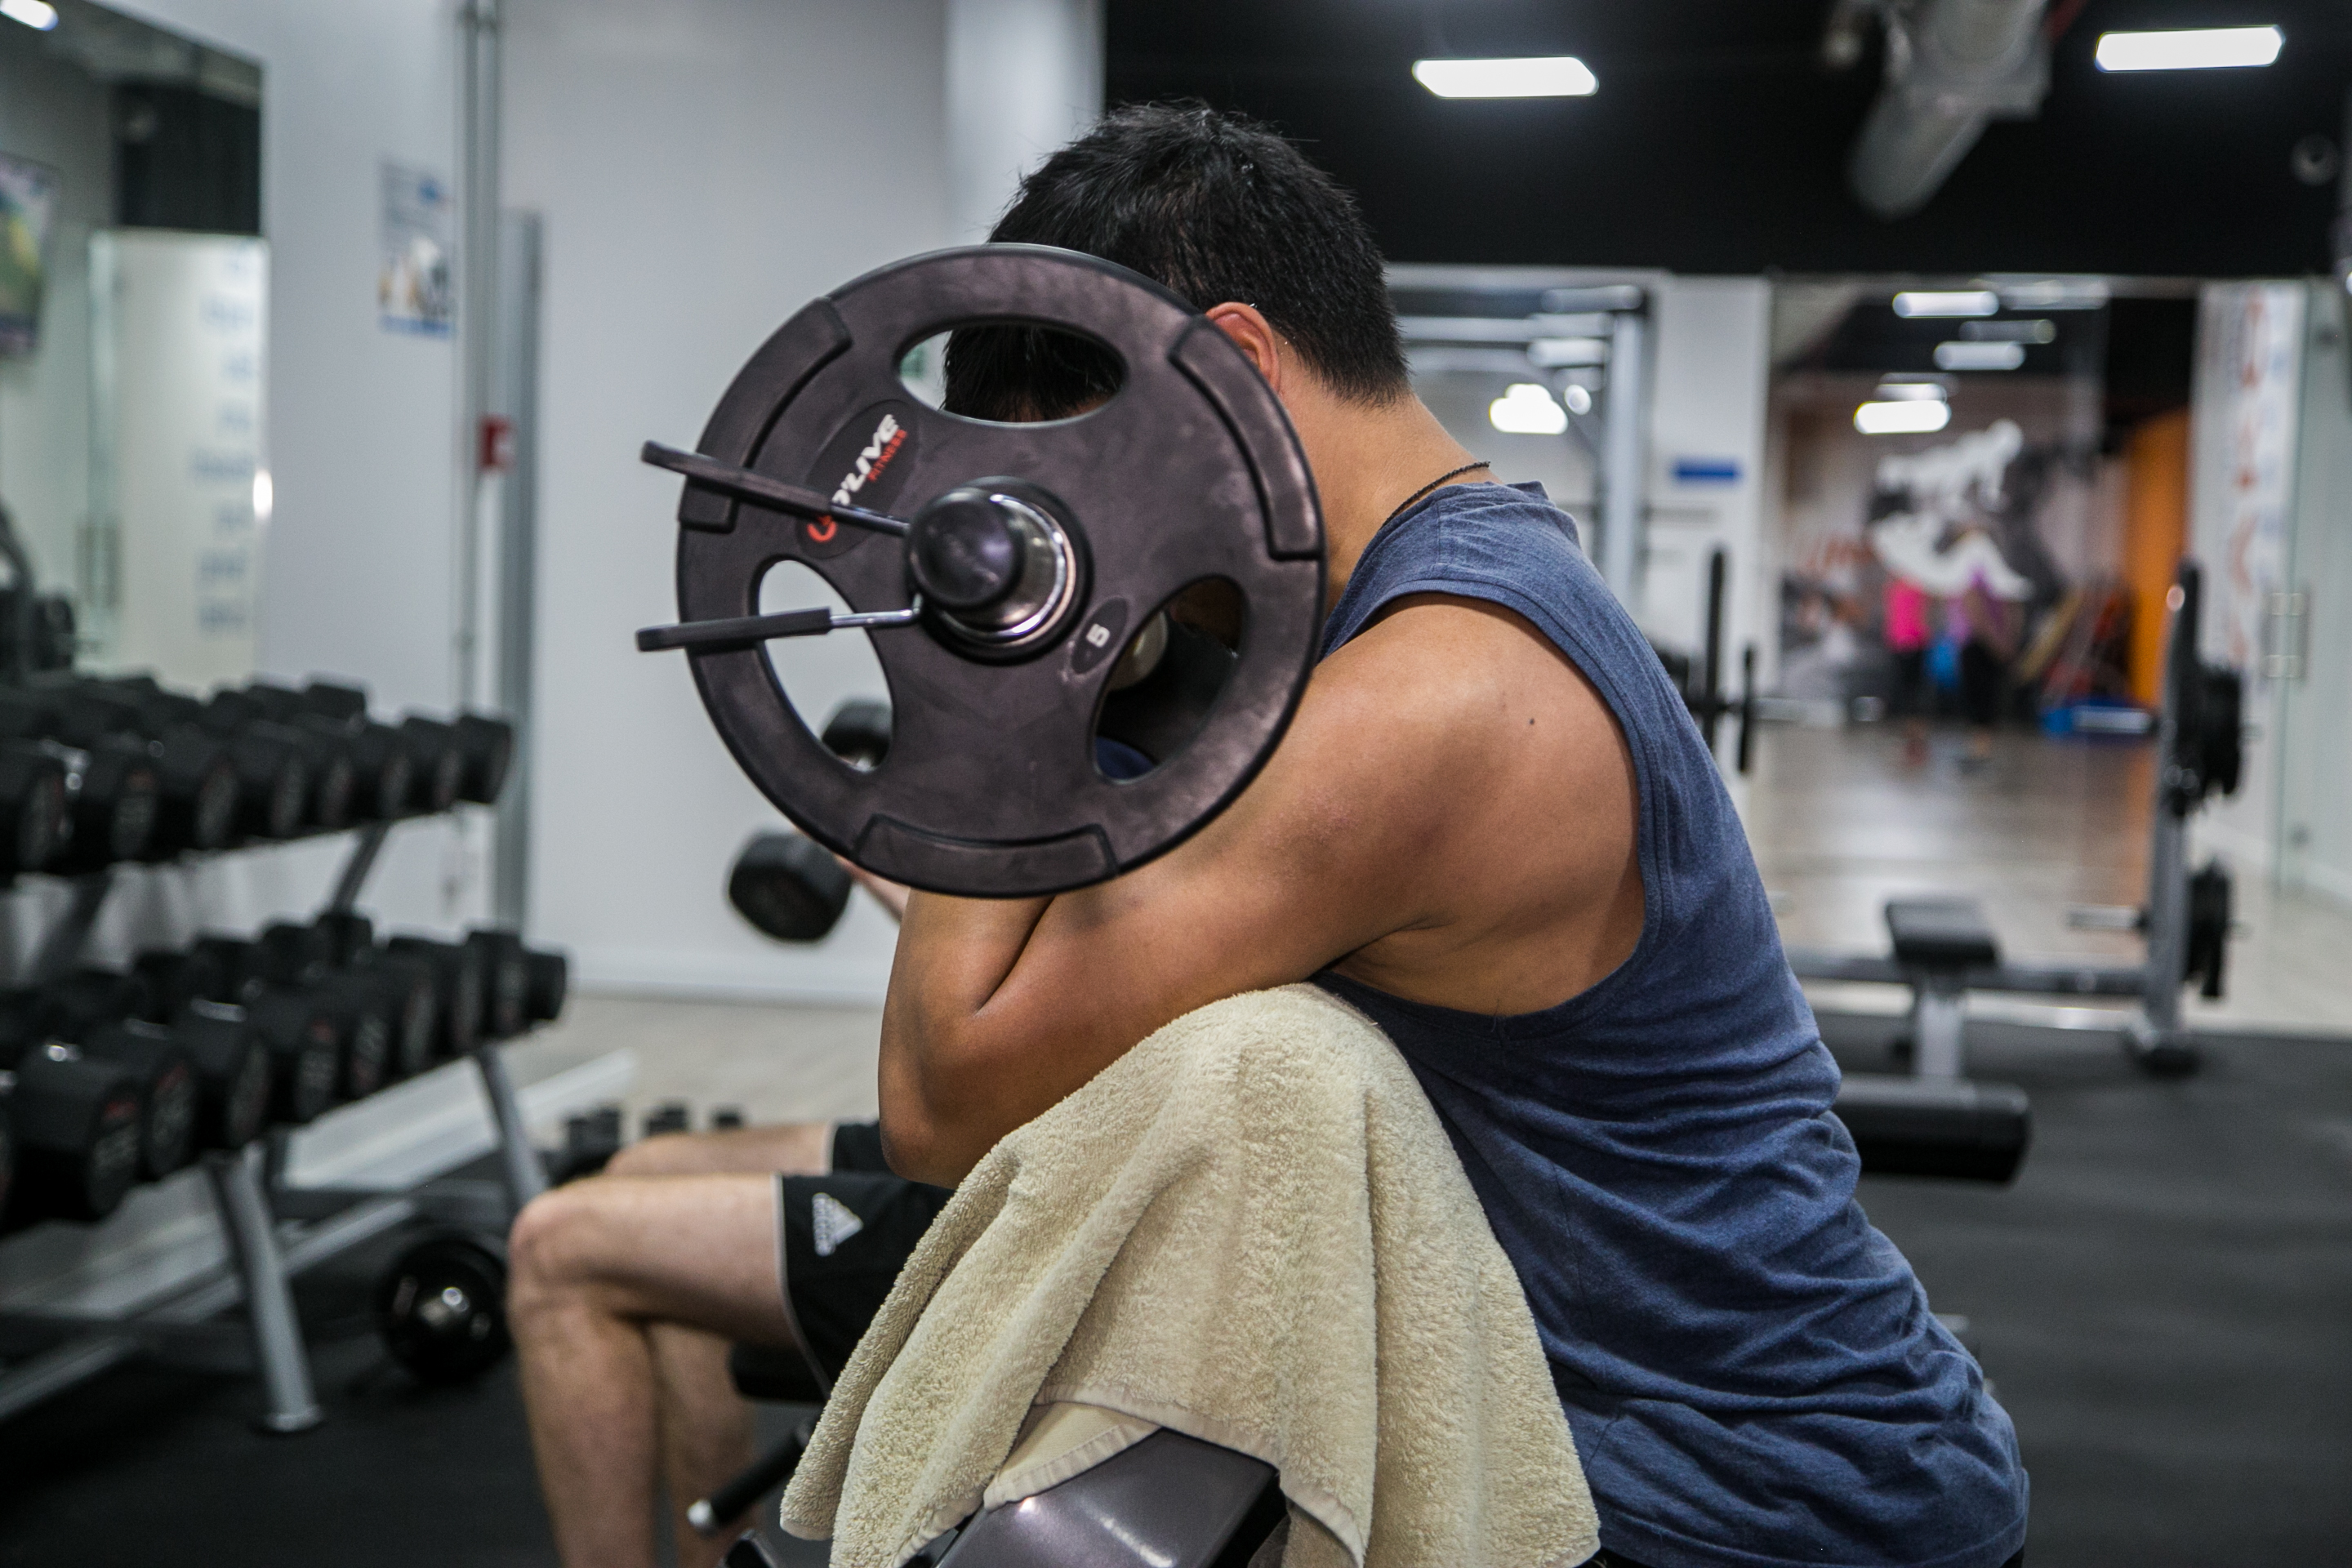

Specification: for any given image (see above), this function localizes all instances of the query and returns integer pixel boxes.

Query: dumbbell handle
[640,442,908,537]
[637,604,923,653]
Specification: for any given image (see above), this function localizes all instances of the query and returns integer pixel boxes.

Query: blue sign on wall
[1672,457,1742,485]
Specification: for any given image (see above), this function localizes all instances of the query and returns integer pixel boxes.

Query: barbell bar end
[639,441,910,537]
[636,605,924,654]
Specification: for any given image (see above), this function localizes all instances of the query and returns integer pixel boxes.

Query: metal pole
[203,1145,323,1433]
[490,212,544,928]
[2134,562,2198,1069]
[472,1043,546,1214]
[28,871,114,985]
[1600,310,1648,608]
[326,820,392,914]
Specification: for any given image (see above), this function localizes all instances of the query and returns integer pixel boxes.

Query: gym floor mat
[2,1026,2345,1566]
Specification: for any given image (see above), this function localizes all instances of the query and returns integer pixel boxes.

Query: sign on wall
[0,153,58,357]
[378,162,452,336]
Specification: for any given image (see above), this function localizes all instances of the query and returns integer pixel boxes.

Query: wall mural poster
[2197,283,2302,680]
[0,153,60,357]
[1775,376,2129,730]
[378,162,452,336]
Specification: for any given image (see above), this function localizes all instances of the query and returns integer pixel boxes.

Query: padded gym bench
[706,1342,1284,1568]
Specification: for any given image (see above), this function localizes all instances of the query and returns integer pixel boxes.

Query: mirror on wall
[0,0,262,687]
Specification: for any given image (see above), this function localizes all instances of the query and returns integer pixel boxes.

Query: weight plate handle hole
[756,560,895,773]
[898,322,1127,424]
[1091,577,1246,783]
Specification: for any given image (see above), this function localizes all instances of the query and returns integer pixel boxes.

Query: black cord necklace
[1379,459,1491,532]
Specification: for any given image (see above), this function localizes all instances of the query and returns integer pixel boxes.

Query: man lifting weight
[510,105,2028,1568]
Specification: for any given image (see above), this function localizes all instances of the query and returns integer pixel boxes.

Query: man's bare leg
[510,1124,833,1568]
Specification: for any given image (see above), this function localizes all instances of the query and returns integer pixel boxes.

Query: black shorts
[776,1121,951,1386]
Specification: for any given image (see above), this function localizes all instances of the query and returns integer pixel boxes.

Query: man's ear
[1205,303,1283,391]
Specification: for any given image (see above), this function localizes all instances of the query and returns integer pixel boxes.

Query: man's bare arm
[876,597,1642,1185]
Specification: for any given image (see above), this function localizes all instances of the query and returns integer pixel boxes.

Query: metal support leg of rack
[203,1144,323,1433]
[472,1042,546,1214]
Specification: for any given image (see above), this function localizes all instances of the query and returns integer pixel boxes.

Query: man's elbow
[876,1022,1000,1187]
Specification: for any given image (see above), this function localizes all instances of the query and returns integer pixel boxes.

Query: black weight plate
[662,245,1324,897]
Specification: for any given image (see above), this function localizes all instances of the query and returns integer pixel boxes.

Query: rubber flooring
[2,1020,2347,1566]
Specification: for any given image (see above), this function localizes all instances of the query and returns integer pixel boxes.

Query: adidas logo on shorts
[811,1192,864,1258]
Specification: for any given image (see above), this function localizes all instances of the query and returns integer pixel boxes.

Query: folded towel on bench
[782,983,1596,1568]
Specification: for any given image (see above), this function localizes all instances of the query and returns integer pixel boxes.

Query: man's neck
[1295,392,1486,606]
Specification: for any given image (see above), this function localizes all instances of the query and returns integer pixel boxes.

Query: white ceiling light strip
[2094,26,2283,72]
[1413,56,1598,99]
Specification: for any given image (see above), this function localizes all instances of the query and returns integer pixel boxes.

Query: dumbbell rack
[0,814,550,1432]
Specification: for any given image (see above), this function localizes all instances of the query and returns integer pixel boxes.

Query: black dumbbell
[100,687,311,844]
[76,1020,201,1180]
[464,929,530,1040]
[820,699,891,769]
[0,738,66,879]
[0,692,159,871]
[207,690,358,831]
[0,1022,147,1222]
[240,928,394,1102]
[393,717,466,813]
[644,1101,690,1138]
[299,680,370,725]
[343,721,418,820]
[163,1003,274,1151]
[554,1102,624,1183]
[727,834,852,942]
[384,935,486,1058]
[132,945,238,1020]
[241,989,344,1125]
[375,1229,512,1383]
[307,912,439,1076]
[524,948,568,1025]
[710,1106,746,1131]
[56,682,243,857]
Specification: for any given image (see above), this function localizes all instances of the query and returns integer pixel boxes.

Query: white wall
[5,0,482,969]
[1645,278,1773,773]
[504,0,956,998]
[945,0,1102,239]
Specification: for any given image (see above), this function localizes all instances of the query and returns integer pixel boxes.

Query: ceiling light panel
[1490,383,1570,434]
[1413,57,1598,99]
[0,0,59,29]
[1894,290,2000,318]
[2095,26,2283,72]
[1855,400,1953,435]
[1935,341,2028,371]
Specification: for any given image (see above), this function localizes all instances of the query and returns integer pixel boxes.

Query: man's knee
[603,1131,700,1179]
[507,1183,612,1321]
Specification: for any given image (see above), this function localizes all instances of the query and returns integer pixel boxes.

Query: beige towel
[781,983,1597,1568]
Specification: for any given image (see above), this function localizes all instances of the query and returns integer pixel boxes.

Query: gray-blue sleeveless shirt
[1313,483,2028,1568]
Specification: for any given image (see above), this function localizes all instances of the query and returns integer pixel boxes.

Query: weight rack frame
[0,811,550,1432]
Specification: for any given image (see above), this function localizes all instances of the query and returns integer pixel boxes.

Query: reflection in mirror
[0,0,262,685]
[1093,577,1244,781]
[758,559,893,763]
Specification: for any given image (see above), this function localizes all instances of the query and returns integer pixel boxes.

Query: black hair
[943,103,1409,421]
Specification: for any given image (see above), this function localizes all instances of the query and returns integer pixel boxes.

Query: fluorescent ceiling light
[1490,382,1569,434]
[1960,318,2056,343]
[1414,56,1598,99]
[1873,381,1948,401]
[1935,341,2028,371]
[1997,278,2109,310]
[2095,26,2282,72]
[252,468,274,523]
[1894,290,1999,318]
[1855,400,1953,435]
[0,0,58,29]
[1528,336,1608,368]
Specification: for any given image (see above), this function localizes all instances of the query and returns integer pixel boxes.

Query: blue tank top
[1314,483,2027,1568]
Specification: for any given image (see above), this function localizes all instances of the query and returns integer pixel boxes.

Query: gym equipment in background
[373,1229,512,1385]
[638,244,1323,898]
[1785,560,2252,1081]
[0,668,560,1436]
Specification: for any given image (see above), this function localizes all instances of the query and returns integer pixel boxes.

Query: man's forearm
[875,890,1055,1183]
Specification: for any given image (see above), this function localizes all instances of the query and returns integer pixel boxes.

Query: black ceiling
[1107,0,2351,276]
